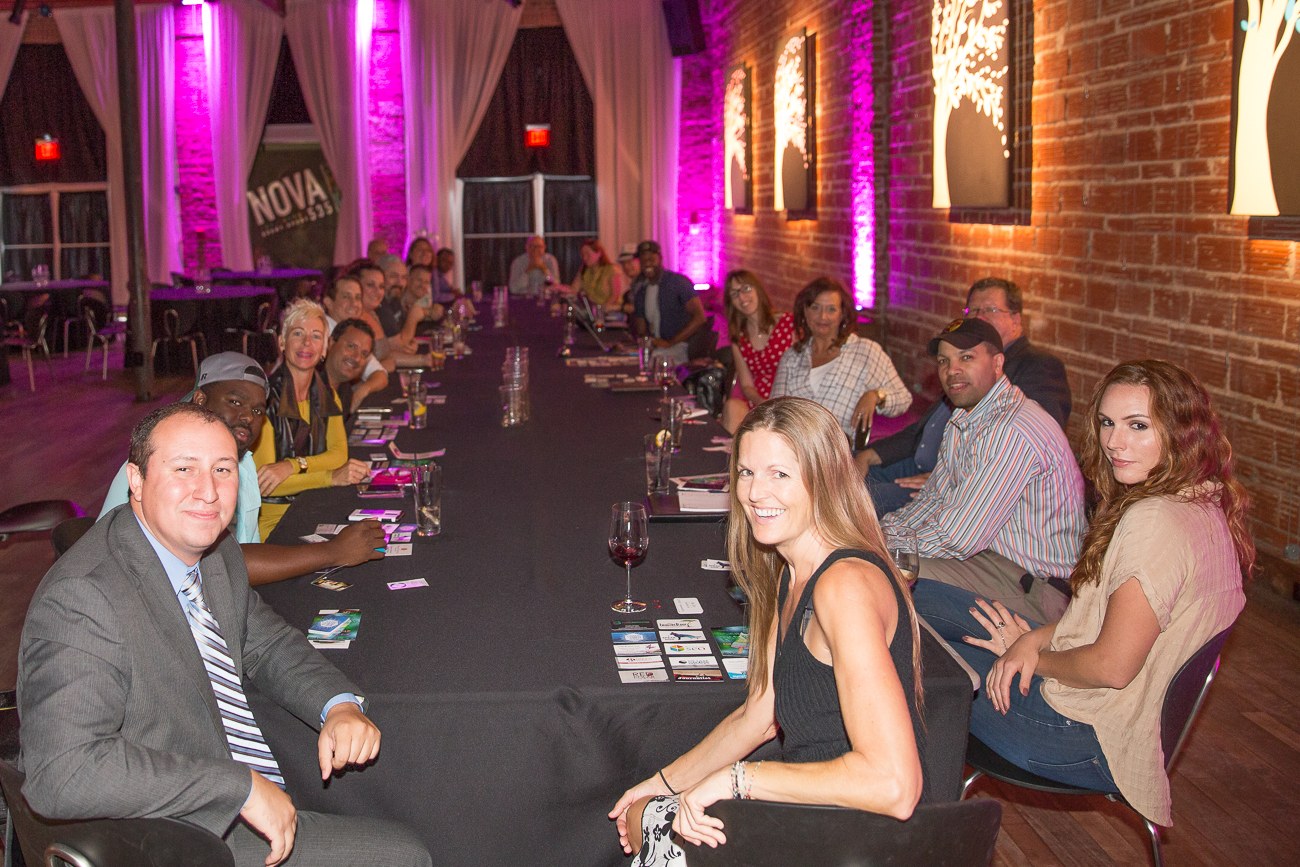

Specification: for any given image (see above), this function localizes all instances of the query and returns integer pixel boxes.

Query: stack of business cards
[308,609,360,649]
[658,618,723,681]
[612,620,667,683]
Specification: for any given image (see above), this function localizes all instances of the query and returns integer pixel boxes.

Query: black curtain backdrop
[458,27,594,178]
[0,45,106,186]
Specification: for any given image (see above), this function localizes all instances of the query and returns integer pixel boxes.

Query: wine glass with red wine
[609,502,650,613]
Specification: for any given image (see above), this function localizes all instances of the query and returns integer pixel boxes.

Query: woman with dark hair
[610,397,926,866]
[252,299,370,537]
[405,236,435,270]
[569,238,624,310]
[720,270,796,434]
[913,359,1252,828]
[770,277,910,442]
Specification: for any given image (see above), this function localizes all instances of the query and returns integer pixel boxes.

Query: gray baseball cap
[194,352,270,397]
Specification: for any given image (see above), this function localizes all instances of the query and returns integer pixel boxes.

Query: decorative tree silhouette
[725,67,751,211]
[774,33,809,212]
[930,0,1009,208]
[1231,0,1299,215]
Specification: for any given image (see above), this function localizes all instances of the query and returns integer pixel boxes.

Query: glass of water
[413,463,442,537]
[884,525,919,589]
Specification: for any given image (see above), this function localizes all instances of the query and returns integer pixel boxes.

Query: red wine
[609,542,648,568]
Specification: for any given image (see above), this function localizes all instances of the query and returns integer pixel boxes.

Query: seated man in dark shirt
[323,318,376,423]
[860,276,1071,516]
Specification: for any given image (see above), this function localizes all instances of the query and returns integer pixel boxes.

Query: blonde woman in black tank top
[610,397,926,865]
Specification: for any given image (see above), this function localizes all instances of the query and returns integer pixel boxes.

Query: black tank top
[771,548,929,801]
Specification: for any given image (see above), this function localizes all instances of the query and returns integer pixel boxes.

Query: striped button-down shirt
[771,334,912,440]
[881,376,1085,578]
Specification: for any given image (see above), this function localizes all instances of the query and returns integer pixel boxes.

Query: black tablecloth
[254,309,972,865]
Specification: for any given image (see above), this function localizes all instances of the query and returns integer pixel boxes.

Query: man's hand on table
[331,459,371,487]
[326,521,386,566]
[318,702,381,779]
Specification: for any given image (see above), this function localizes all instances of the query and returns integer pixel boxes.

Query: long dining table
[253,305,973,865]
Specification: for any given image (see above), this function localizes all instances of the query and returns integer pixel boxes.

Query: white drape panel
[400,0,521,250]
[55,8,127,303]
[203,0,283,270]
[55,7,181,299]
[138,6,181,286]
[285,0,373,262]
[555,0,680,270]
[0,12,27,104]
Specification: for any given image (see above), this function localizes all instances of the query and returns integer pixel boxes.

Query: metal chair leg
[960,768,983,799]
[1145,818,1163,867]
[22,346,34,392]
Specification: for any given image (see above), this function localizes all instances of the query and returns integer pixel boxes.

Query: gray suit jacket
[17,505,357,836]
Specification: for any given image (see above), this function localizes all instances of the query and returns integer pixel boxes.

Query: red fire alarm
[525,124,551,149]
[35,135,60,162]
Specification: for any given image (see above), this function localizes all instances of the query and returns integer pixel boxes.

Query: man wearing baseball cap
[879,318,1085,623]
[629,239,708,366]
[98,352,384,585]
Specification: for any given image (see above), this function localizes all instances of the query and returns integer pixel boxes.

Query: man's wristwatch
[295,456,308,474]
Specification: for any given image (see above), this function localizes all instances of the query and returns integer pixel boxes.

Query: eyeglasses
[728,285,756,299]
[963,305,1012,317]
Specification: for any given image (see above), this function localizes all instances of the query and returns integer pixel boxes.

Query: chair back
[161,307,181,339]
[51,517,96,559]
[687,798,1001,867]
[1160,625,1233,771]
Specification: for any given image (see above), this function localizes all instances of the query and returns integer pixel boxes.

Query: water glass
[638,337,654,376]
[500,384,528,427]
[451,322,466,359]
[644,433,672,496]
[884,525,920,589]
[412,463,442,537]
[660,397,686,453]
[407,380,428,429]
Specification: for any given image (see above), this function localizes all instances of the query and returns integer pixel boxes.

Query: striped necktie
[179,567,285,789]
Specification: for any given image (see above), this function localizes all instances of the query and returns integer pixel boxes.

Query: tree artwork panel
[774,29,815,217]
[931,0,1012,208]
[1230,0,1300,215]
[725,63,754,215]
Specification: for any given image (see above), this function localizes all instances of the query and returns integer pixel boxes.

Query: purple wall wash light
[847,0,876,308]
[675,0,728,287]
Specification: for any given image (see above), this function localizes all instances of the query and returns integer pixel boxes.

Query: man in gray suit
[18,403,430,866]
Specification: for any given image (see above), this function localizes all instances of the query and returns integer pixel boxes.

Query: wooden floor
[1,350,1298,866]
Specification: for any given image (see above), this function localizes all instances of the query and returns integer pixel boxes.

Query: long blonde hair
[1073,360,1255,592]
[726,397,922,705]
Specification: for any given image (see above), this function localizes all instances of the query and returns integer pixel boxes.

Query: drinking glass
[500,384,527,427]
[885,525,920,589]
[470,280,484,304]
[609,502,649,613]
[407,381,428,429]
[654,355,675,400]
[397,370,412,398]
[660,397,685,453]
[638,337,655,377]
[644,432,672,496]
[412,463,442,537]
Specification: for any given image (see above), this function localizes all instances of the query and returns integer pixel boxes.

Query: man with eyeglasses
[858,276,1071,516]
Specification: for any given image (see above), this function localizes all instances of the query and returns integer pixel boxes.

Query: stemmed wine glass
[654,355,675,402]
[609,502,650,613]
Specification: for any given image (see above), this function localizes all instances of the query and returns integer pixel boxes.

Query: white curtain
[401,0,521,251]
[555,0,680,270]
[285,0,373,263]
[55,7,181,300]
[138,6,181,287]
[54,8,126,303]
[0,12,27,104]
[203,0,283,270]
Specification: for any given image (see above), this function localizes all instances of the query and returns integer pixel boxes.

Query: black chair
[50,517,95,559]
[961,625,1235,867]
[0,501,83,545]
[150,308,205,374]
[75,298,127,381]
[3,312,51,393]
[228,300,279,366]
[685,798,1001,867]
[0,696,234,867]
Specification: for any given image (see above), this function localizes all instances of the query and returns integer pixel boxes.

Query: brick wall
[174,6,219,274]
[691,0,1300,564]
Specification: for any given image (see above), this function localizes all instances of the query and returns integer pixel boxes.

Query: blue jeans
[913,579,1119,793]
[866,457,921,517]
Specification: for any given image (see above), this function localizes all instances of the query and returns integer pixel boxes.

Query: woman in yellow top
[253,299,369,538]
[570,238,624,310]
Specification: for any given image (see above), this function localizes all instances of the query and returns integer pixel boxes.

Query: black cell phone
[853,417,872,451]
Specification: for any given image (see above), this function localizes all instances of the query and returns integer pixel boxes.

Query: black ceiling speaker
[662,0,705,57]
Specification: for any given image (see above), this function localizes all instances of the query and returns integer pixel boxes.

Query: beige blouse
[1041,490,1244,826]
